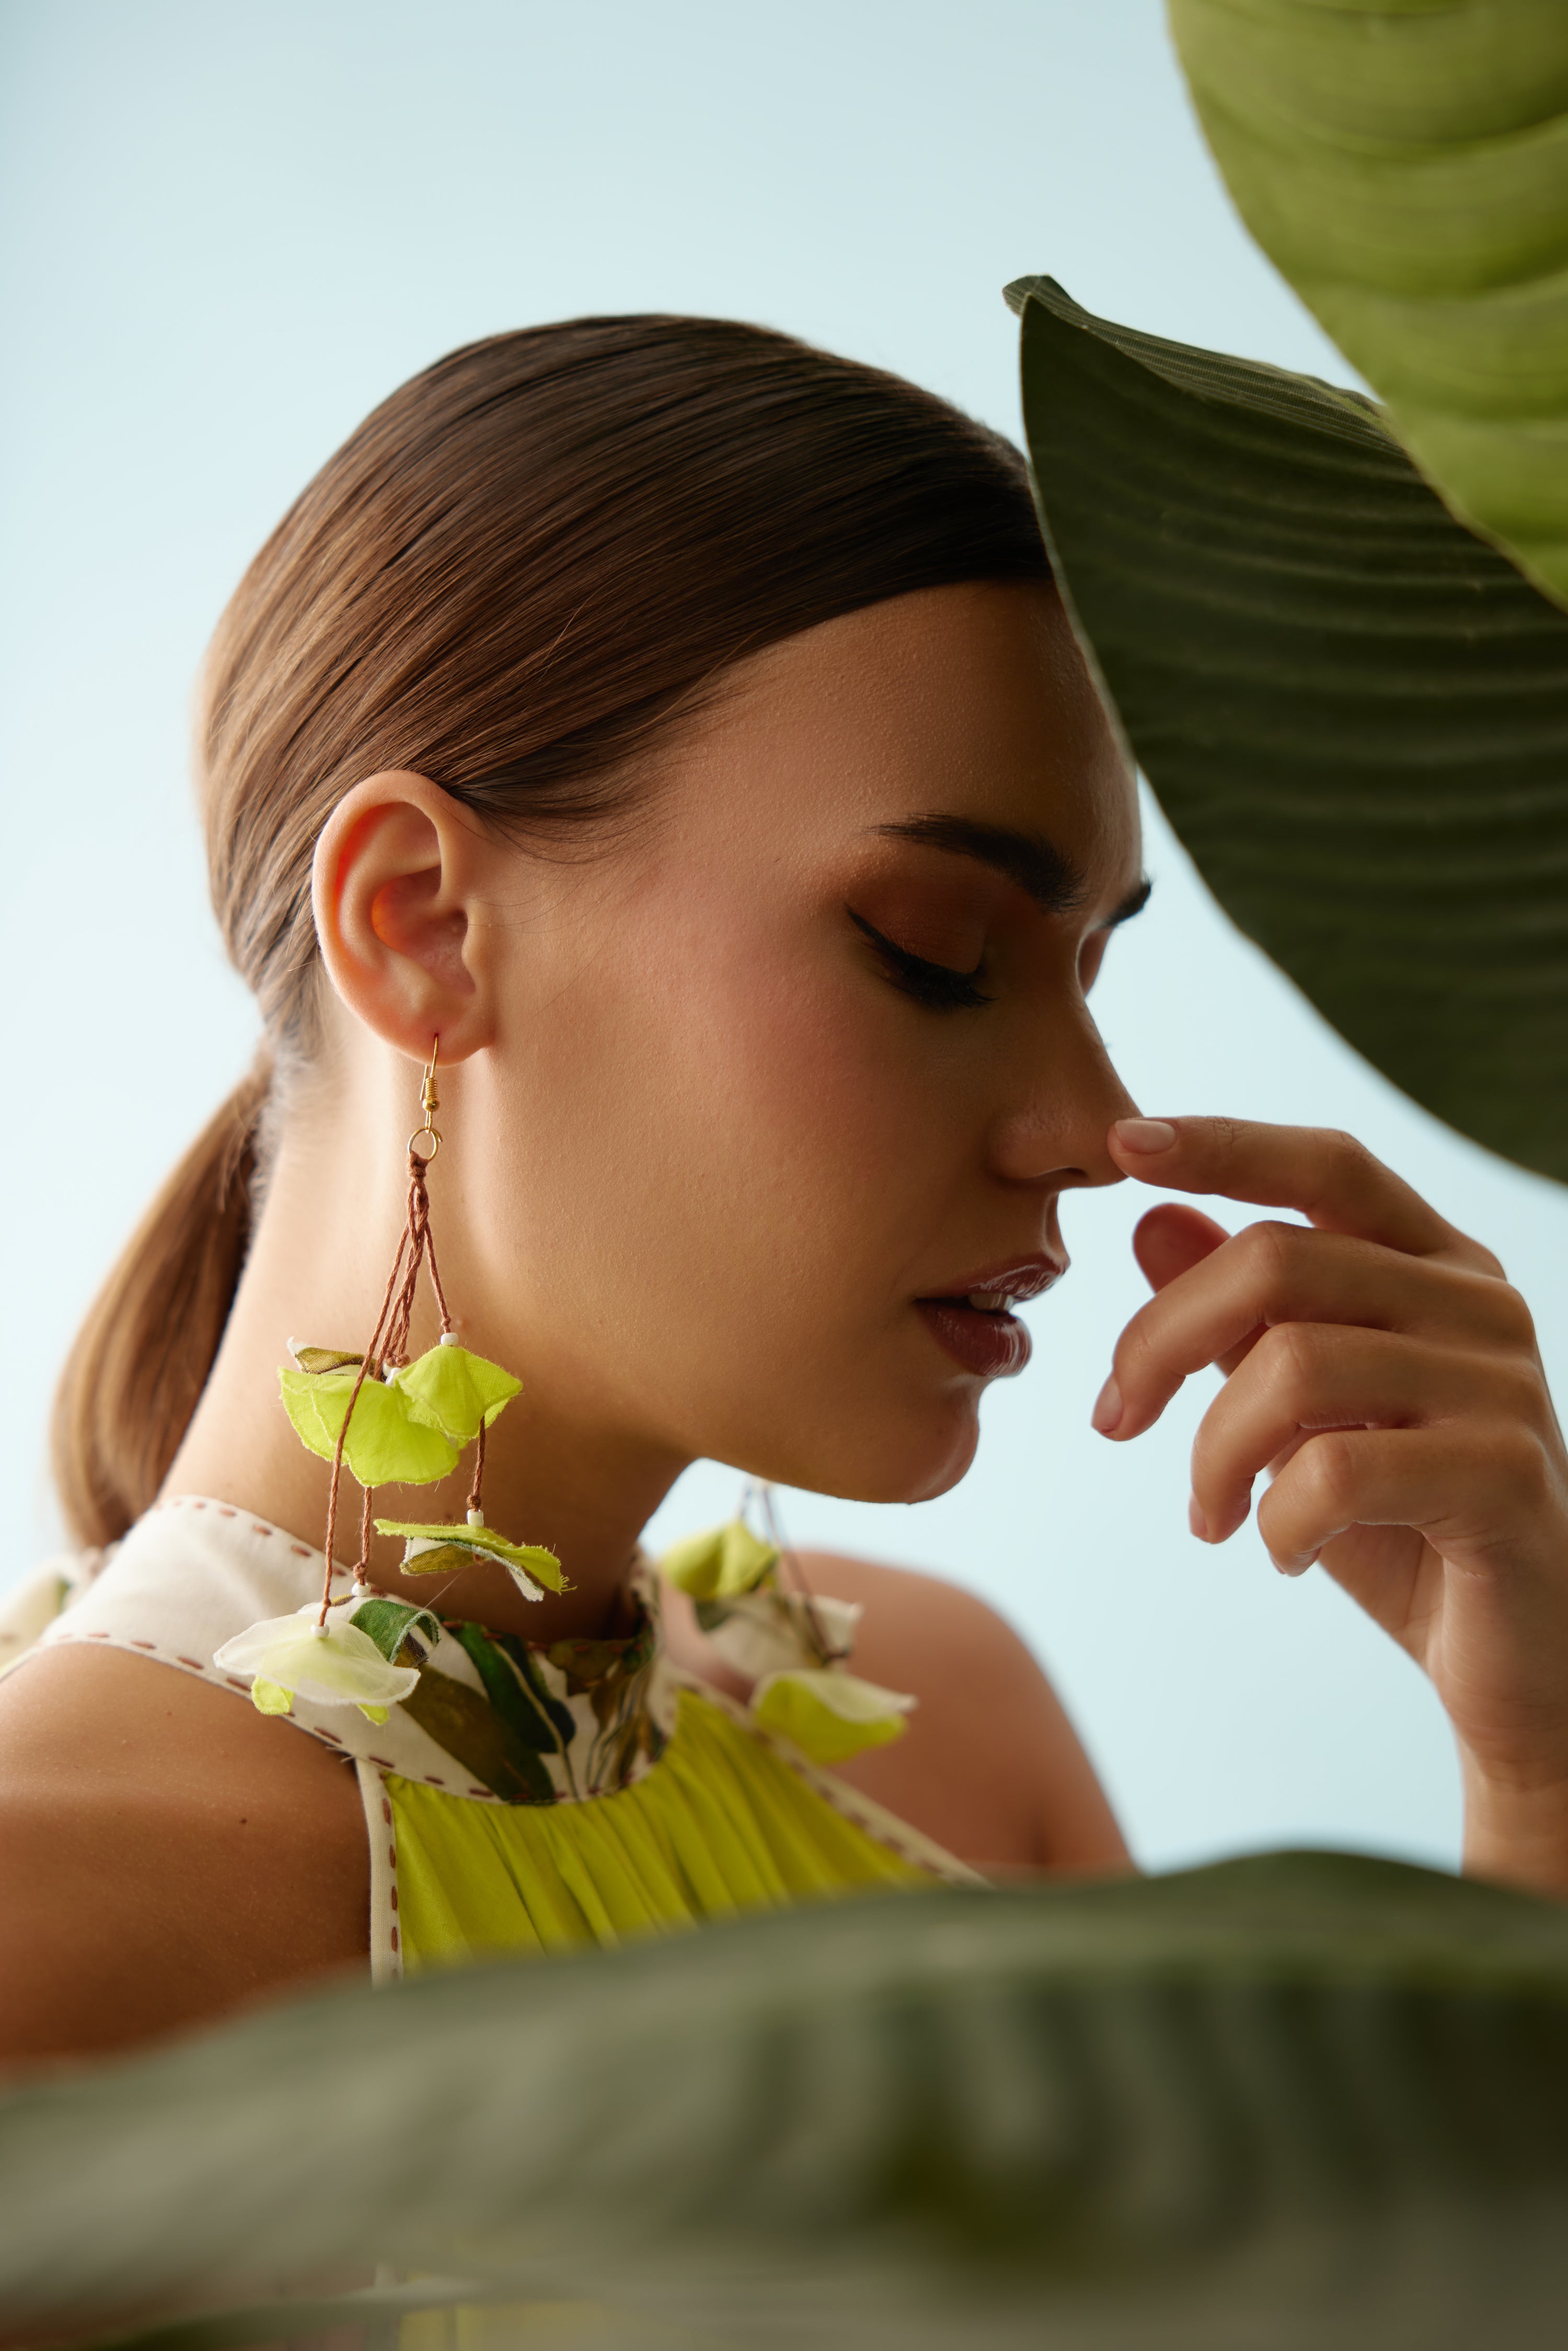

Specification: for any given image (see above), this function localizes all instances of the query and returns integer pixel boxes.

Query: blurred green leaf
[1009,274,1568,1181]
[1169,0,1568,613]
[8,1852,1568,2347]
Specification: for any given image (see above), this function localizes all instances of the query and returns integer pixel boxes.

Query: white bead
[467,1508,485,1528]
[440,1331,460,1347]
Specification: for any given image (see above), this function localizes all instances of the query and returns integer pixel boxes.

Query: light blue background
[5,0,1565,1873]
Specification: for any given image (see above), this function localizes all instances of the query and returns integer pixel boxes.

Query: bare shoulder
[0,1645,368,2070]
[666,1550,1128,1877]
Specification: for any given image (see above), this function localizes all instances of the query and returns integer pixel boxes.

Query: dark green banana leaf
[8,1851,1568,2347]
[1009,275,1568,1183]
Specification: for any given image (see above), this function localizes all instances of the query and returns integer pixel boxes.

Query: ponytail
[51,1061,270,1547]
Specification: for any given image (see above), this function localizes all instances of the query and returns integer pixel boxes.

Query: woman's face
[456,579,1143,1503]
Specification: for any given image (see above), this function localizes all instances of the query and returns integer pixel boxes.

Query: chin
[893,1419,981,1505]
[754,1394,982,1508]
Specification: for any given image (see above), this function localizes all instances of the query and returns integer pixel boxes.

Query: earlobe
[312,772,490,1061]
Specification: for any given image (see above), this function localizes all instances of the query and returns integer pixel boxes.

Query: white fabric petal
[214,1608,420,1710]
[701,1589,861,1681]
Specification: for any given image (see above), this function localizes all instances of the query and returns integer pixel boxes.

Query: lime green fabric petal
[358,1704,390,1725]
[659,1521,778,1601]
[251,1678,294,1717]
[656,1527,725,1597]
[396,1346,523,1447]
[278,1368,460,1486]
[376,1518,566,1593]
[751,1669,914,1767]
[278,1367,347,1463]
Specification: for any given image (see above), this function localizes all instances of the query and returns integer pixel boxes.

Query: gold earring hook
[408,1037,442,1159]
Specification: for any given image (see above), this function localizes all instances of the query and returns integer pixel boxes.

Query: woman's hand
[1096,1115,1568,1898]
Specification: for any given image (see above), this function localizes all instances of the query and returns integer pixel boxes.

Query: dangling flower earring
[660,1483,914,1765]
[215,1040,567,1723]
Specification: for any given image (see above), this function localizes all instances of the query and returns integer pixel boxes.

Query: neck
[163,1098,690,1643]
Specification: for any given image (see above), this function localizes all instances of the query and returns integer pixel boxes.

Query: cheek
[533,919,958,1321]
[684,948,954,1261]
[476,894,989,1497]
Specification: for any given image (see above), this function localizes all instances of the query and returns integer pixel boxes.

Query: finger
[1133,1204,1260,1377]
[1188,1325,1546,1544]
[1108,1115,1498,1269]
[1096,1223,1530,1439]
[1256,1421,1554,1575]
[1132,1202,1230,1295]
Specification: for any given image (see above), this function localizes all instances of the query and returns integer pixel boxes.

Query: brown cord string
[381,1154,452,1367]
[316,1147,455,1623]
[755,1483,843,1666]
[466,1415,487,1521]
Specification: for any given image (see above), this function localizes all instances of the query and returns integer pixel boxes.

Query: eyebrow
[874,815,1151,928]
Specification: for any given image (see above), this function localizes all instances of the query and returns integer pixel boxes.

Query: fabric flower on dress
[213,1595,441,1723]
[691,1586,861,1682]
[375,1515,567,1602]
[659,1518,780,1601]
[660,1517,915,1767]
[751,1667,916,1765]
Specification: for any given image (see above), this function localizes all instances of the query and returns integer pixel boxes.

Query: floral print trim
[26,1497,678,1810]
[396,1597,670,1806]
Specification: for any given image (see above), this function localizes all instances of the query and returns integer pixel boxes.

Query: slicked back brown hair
[54,313,1049,1544]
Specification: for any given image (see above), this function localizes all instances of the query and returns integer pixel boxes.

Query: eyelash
[847,909,994,1012]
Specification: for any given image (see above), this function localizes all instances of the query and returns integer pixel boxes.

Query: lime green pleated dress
[14,1496,975,1987]
[390,1682,941,1967]
[5,1496,981,2351]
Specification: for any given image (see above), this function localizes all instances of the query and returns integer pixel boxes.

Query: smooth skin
[1104,1116,1568,1894]
[2,578,1566,2069]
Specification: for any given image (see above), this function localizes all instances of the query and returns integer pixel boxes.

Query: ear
[312,772,494,1062]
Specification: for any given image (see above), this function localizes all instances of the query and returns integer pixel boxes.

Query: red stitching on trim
[252,1525,272,1538]
[467,1786,491,1799]
[381,1797,392,1824]
[388,1845,397,1867]
[370,1756,395,1769]
[88,1630,110,1639]
[389,1886,399,1910]
[131,1640,155,1651]
[390,1926,399,1953]
[218,1508,235,1519]
[226,1677,250,1690]
[290,1544,310,1558]
[425,1775,445,1786]
[177,1657,204,1671]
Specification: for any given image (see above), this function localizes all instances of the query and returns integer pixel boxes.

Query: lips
[915,1255,1065,1380]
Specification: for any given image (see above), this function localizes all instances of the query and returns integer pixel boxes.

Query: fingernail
[1091,1375,1123,1435]
[1113,1118,1177,1155]
[1187,1496,1208,1542]
[1274,1553,1317,1578]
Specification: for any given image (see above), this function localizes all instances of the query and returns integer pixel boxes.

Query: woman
[2,315,1565,2066]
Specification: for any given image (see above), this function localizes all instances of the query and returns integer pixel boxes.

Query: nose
[987,1001,1137,1192]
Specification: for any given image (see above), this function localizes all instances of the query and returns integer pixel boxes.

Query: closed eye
[847,909,994,1011]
